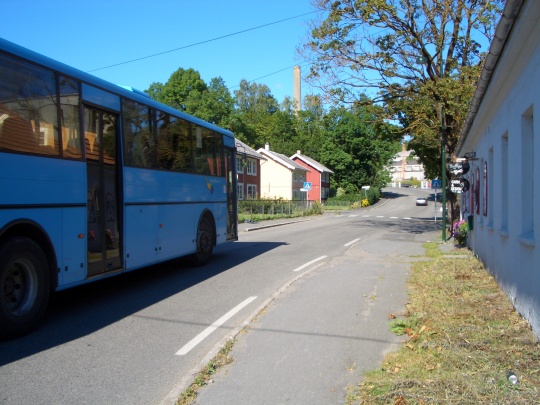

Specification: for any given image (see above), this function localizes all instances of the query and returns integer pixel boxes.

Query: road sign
[431,179,441,189]
[303,182,312,191]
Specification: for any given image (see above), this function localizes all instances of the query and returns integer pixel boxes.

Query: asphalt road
[0,187,440,405]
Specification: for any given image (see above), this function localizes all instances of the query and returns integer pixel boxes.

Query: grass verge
[348,242,540,404]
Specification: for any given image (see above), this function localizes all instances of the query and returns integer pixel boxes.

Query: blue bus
[0,38,238,338]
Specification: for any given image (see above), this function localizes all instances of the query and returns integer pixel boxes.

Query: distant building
[388,147,425,182]
[235,139,265,200]
[290,150,333,202]
[257,143,310,200]
[455,0,540,338]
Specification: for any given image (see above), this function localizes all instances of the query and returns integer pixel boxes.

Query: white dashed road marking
[292,256,328,272]
[344,238,361,247]
[176,296,257,355]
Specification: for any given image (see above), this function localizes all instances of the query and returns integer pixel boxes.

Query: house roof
[235,139,266,160]
[257,148,309,171]
[290,152,334,174]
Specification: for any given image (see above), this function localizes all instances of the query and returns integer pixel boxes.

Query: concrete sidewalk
[188,220,453,404]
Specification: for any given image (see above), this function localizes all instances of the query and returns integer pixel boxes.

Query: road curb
[159,259,328,405]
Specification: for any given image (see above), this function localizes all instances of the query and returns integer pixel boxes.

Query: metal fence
[238,199,318,217]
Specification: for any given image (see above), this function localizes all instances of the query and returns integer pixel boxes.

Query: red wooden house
[235,139,265,200]
[290,150,333,202]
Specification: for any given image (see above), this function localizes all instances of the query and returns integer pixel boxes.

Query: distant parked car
[416,197,428,206]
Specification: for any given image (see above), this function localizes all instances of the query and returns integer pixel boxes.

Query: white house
[257,143,310,200]
[455,0,540,337]
[388,148,426,183]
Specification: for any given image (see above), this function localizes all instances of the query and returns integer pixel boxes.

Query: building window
[246,184,257,199]
[322,172,330,182]
[236,156,244,173]
[487,148,493,226]
[246,158,257,175]
[521,107,534,239]
[501,132,509,232]
[322,187,330,199]
[237,182,244,200]
[293,170,306,182]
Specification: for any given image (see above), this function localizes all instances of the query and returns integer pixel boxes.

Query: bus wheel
[0,238,50,339]
[191,216,214,266]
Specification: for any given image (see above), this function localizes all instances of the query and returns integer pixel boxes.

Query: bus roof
[0,38,234,140]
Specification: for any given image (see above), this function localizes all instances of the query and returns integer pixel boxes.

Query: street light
[416,55,447,241]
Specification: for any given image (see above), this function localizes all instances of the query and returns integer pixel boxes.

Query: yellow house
[257,143,310,200]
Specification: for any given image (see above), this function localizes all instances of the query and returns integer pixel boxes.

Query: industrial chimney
[293,65,301,112]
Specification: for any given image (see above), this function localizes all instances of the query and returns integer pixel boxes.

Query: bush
[325,187,381,209]
[453,220,468,245]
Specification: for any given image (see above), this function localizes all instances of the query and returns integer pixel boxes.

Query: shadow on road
[353,216,443,234]
[0,241,284,366]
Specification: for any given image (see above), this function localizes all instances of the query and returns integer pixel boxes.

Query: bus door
[85,107,122,276]
[225,146,238,241]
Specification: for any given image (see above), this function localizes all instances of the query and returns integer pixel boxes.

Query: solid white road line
[344,238,361,247]
[176,296,257,356]
[292,256,328,272]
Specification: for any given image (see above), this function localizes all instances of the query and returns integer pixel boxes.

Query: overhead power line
[87,10,318,73]
[227,62,310,90]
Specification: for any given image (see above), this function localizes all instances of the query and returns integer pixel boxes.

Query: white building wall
[259,158,293,199]
[459,0,540,337]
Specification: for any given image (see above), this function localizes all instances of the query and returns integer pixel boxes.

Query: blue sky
[1,1,321,104]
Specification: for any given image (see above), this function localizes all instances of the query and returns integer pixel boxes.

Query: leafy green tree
[196,77,235,128]
[300,0,503,178]
[294,95,326,161]
[233,80,280,147]
[145,82,164,100]
[146,67,207,114]
[321,105,398,193]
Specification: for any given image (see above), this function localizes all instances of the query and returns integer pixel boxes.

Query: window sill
[519,232,535,247]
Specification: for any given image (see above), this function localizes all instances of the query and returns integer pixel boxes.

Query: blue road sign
[303,182,312,191]
[431,179,441,189]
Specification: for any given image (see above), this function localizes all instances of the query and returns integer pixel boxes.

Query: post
[441,108,447,241]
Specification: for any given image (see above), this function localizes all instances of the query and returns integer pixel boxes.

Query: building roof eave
[455,0,524,155]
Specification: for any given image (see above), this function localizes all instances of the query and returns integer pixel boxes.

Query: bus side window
[0,115,39,153]
[0,53,59,157]
[59,76,82,159]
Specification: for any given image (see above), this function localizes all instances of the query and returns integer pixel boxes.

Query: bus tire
[0,237,50,339]
[190,215,214,267]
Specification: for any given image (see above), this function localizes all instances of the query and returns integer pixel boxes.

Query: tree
[300,0,503,178]
[147,67,207,114]
[234,80,279,115]
[294,95,326,161]
[232,80,280,147]
[145,82,164,100]
[320,105,398,193]
[196,77,235,128]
